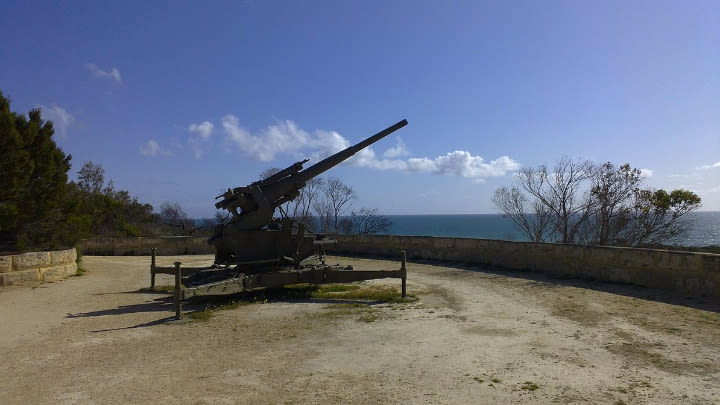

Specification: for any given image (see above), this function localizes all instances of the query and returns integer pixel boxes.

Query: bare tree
[323,176,357,232]
[350,208,392,235]
[312,198,333,232]
[495,156,703,247]
[285,177,323,228]
[493,187,553,242]
[158,202,197,235]
[514,156,594,243]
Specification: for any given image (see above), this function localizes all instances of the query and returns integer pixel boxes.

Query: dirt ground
[1,255,719,404]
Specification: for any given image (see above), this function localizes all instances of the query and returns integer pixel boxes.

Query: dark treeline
[0,91,207,252]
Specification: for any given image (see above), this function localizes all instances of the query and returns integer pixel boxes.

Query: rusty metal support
[174,261,182,320]
[150,248,157,288]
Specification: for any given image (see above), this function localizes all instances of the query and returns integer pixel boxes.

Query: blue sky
[1,0,718,217]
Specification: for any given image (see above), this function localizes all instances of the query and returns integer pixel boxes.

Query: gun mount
[150,119,409,313]
[210,119,407,267]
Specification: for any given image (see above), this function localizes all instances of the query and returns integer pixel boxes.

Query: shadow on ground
[405,257,720,314]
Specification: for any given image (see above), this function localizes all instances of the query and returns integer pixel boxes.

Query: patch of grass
[153,281,412,323]
[74,251,87,276]
[358,313,378,323]
[265,283,413,303]
[520,381,540,391]
[491,378,502,383]
[473,377,484,383]
[188,308,213,321]
[316,284,361,293]
[186,299,250,322]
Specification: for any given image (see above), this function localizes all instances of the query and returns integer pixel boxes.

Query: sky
[1,0,719,217]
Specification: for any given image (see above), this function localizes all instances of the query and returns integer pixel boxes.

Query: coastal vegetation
[493,156,702,247]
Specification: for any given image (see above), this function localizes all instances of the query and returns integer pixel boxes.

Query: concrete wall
[327,235,720,298]
[74,235,720,298]
[77,236,214,256]
[0,248,78,285]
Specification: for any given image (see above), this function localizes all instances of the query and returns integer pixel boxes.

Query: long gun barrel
[215,119,408,230]
[297,119,407,181]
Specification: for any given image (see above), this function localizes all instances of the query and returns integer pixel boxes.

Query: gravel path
[1,255,719,404]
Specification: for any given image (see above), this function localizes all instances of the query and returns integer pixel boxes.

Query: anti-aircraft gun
[152,119,409,307]
[209,119,408,269]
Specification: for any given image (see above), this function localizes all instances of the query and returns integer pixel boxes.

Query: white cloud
[405,151,520,178]
[640,168,653,178]
[217,116,520,180]
[188,121,216,159]
[84,63,122,84]
[222,115,315,162]
[383,138,410,158]
[139,139,173,157]
[37,104,74,138]
[696,161,720,170]
[188,121,214,139]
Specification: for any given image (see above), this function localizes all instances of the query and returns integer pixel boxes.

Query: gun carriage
[152,119,409,317]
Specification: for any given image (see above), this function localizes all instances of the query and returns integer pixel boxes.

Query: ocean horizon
[379,212,720,247]
[198,211,720,247]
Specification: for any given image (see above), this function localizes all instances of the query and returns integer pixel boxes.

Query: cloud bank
[217,115,519,180]
[85,63,122,84]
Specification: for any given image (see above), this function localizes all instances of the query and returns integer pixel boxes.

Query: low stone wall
[74,235,720,298]
[0,248,78,285]
[77,237,214,256]
[327,235,720,298]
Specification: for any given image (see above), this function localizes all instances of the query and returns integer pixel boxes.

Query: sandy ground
[1,255,720,404]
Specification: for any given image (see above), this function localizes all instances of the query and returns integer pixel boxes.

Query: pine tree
[0,91,72,250]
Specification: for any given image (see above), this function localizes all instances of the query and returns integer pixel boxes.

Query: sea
[379,212,720,247]
[199,211,720,247]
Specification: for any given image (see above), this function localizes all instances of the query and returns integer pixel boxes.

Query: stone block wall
[73,235,720,298]
[327,235,720,298]
[0,248,78,285]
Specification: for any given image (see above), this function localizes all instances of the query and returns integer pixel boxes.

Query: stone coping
[0,248,78,285]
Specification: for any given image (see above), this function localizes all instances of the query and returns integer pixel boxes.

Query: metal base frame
[150,248,408,320]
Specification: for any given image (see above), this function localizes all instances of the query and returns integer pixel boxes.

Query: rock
[50,249,73,265]
[12,252,51,271]
[0,255,12,273]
